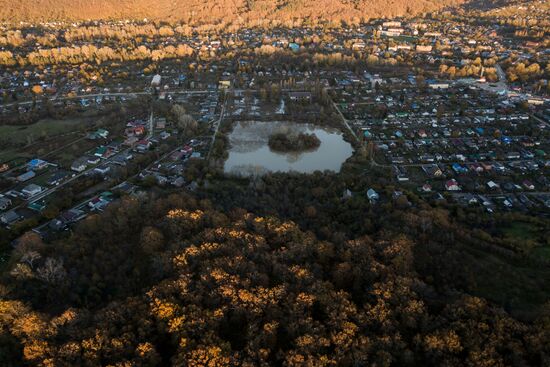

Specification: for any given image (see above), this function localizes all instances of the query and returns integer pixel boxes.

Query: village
[0,5,549,243]
[0,76,219,242]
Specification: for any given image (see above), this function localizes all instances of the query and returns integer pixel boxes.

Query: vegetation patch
[268,132,321,152]
[501,222,540,241]
[0,117,88,145]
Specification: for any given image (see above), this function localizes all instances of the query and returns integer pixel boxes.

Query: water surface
[224,121,353,176]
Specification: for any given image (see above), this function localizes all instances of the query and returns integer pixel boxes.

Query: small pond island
[268,132,321,153]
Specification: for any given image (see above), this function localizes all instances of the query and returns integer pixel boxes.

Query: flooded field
[224,121,353,176]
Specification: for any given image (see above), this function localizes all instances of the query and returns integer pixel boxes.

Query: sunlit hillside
[0,0,464,24]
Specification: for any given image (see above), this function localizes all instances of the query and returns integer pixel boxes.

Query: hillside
[0,0,464,24]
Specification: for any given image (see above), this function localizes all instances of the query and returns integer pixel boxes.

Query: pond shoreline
[223,120,354,177]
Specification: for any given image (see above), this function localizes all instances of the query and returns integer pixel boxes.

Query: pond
[224,121,353,176]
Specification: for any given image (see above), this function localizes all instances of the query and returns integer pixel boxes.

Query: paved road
[207,90,229,161]
[530,113,549,128]
[1,87,327,109]
[331,100,359,142]
[0,90,214,108]
[147,110,154,139]
[369,157,544,169]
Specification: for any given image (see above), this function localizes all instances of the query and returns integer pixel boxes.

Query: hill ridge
[0,0,464,24]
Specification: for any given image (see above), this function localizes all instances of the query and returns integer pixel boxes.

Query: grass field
[532,246,550,260]
[466,245,550,320]
[0,148,27,163]
[0,117,93,145]
[502,222,541,241]
[0,116,96,165]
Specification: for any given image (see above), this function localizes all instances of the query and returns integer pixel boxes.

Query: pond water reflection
[224,121,353,176]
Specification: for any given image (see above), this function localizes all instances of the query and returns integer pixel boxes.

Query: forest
[0,0,463,25]
[0,169,549,366]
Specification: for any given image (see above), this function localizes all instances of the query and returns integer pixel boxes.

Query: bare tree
[36,258,67,285]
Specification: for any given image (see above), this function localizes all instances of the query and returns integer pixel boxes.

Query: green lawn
[0,148,28,163]
[0,117,91,145]
[532,246,550,261]
[0,116,96,165]
[466,245,550,320]
[502,222,540,241]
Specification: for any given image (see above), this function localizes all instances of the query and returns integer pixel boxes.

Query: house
[27,158,48,170]
[88,193,112,211]
[94,146,115,159]
[71,158,88,172]
[151,74,161,88]
[445,179,461,191]
[93,165,111,176]
[364,73,383,89]
[420,154,434,162]
[487,181,500,190]
[424,31,442,37]
[87,128,109,140]
[22,184,43,197]
[47,170,70,186]
[503,182,516,191]
[28,201,46,212]
[96,129,109,138]
[0,210,21,226]
[87,156,101,165]
[136,139,152,152]
[288,42,300,52]
[155,174,168,185]
[124,136,140,146]
[352,42,366,51]
[94,146,107,158]
[470,163,484,173]
[342,189,353,199]
[428,82,450,89]
[464,194,479,205]
[367,188,379,202]
[171,176,186,187]
[289,92,312,102]
[59,208,87,225]
[156,118,167,129]
[381,30,402,37]
[219,78,231,89]
[0,196,12,211]
[113,181,137,195]
[101,148,116,159]
[391,156,406,164]
[383,21,401,28]
[111,154,130,166]
[125,126,146,137]
[422,164,443,177]
[416,45,433,53]
[481,162,493,171]
[522,180,535,190]
[452,163,467,174]
[17,171,36,182]
[393,165,409,182]
[421,183,432,192]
